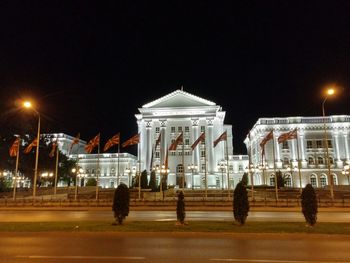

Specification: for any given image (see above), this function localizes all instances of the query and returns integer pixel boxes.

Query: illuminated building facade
[245,115,350,188]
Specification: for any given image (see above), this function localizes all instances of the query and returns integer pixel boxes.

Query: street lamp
[218,161,226,190]
[187,164,197,190]
[286,164,298,188]
[322,87,335,202]
[342,163,350,185]
[23,101,40,199]
[72,166,84,200]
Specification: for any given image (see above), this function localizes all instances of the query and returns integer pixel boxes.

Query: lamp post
[218,161,226,190]
[322,87,335,202]
[187,164,197,190]
[23,101,40,199]
[286,164,298,188]
[342,163,350,185]
[72,166,84,200]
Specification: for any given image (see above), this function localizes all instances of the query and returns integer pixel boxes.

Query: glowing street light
[72,166,84,200]
[187,164,197,190]
[342,164,350,185]
[23,100,41,199]
[321,87,336,203]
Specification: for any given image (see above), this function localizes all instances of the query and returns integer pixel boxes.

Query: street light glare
[23,101,32,108]
[327,88,335,96]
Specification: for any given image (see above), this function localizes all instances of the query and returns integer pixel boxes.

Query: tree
[301,183,318,226]
[241,172,249,186]
[148,170,157,191]
[85,178,97,186]
[141,170,148,189]
[176,191,186,225]
[276,170,285,188]
[233,181,249,225]
[112,183,130,225]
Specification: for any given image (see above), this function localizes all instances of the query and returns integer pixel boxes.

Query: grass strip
[0,221,349,234]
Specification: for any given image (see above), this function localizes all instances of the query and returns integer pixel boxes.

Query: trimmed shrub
[176,191,186,225]
[112,183,130,225]
[301,183,318,226]
[233,182,249,225]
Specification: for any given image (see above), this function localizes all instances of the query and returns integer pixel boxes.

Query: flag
[278,128,297,144]
[69,133,80,153]
[103,133,120,152]
[155,133,161,148]
[191,132,205,151]
[24,138,38,154]
[169,132,183,151]
[213,131,227,147]
[49,142,57,158]
[122,134,140,148]
[9,137,20,157]
[85,133,100,153]
[260,130,273,157]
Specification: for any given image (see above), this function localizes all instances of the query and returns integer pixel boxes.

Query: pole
[13,138,20,200]
[225,138,230,198]
[204,144,208,199]
[33,113,41,199]
[95,143,100,201]
[322,98,334,203]
[295,130,302,193]
[138,158,141,200]
[248,137,254,201]
[272,131,279,202]
[182,139,185,188]
[117,142,120,186]
[74,168,78,201]
[54,144,59,195]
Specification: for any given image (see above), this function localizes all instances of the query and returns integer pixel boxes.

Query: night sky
[0,1,349,155]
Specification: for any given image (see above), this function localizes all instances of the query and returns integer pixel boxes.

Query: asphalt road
[1,232,350,263]
[0,210,350,222]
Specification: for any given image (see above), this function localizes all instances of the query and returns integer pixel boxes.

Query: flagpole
[248,136,254,201]
[225,137,230,199]
[117,141,120,187]
[272,131,279,202]
[204,143,208,199]
[182,138,185,188]
[53,144,59,195]
[295,130,302,193]
[95,142,100,201]
[13,138,20,200]
[138,155,141,200]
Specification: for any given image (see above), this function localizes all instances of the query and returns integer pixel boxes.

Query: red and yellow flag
[277,128,297,144]
[260,130,274,157]
[49,142,57,158]
[69,133,80,153]
[24,138,38,154]
[9,137,20,157]
[191,132,205,151]
[85,133,100,153]
[213,131,227,147]
[103,133,120,152]
[122,134,140,148]
[155,133,161,148]
[169,132,183,151]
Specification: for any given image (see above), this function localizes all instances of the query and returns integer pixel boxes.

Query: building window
[282,141,289,149]
[177,164,183,173]
[332,174,337,185]
[171,139,175,144]
[284,175,291,187]
[200,126,205,133]
[178,126,182,132]
[185,151,191,155]
[155,127,160,133]
[308,157,315,165]
[269,175,275,186]
[170,151,176,156]
[185,139,189,145]
[320,174,327,187]
[201,164,206,171]
[155,151,160,158]
[200,150,205,158]
[171,127,175,133]
[238,165,243,171]
[310,174,317,187]
[316,140,323,148]
[185,126,190,133]
[329,157,334,164]
[317,156,324,165]
[327,140,333,148]
[283,157,289,165]
[306,140,313,149]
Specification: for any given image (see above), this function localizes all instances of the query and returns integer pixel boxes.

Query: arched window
[310,174,317,187]
[332,174,338,185]
[308,157,315,165]
[283,157,289,165]
[284,174,292,187]
[317,156,324,165]
[320,174,327,187]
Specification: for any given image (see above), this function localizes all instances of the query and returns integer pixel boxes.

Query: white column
[160,119,167,166]
[299,133,306,167]
[207,118,214,173]
[291,140,296,161]
[145,120,152,171]
[334,134,340,161]
[344,133,349,161]
[191,119,199,168]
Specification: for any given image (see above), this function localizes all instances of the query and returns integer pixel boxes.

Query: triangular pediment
[142,90,216,108]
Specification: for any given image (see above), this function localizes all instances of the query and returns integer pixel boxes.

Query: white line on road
[16,255,145,260]
[210,258,349,263]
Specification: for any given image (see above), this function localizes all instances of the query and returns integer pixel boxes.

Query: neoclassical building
[136,89,247,189]
[244,115,350,189]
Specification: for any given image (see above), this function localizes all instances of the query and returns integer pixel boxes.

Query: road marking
[16,255,145,260]
[210,259,348,263]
